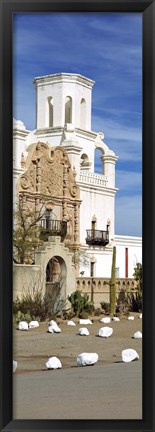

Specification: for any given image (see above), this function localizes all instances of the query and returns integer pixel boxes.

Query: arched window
[65,96,72,124]
[80,98,86,129]
[48,97,53,127]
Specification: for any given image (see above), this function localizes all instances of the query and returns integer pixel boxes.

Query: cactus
[110,246,116,316]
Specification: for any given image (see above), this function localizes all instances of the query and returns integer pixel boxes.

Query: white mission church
[13,73,142,300]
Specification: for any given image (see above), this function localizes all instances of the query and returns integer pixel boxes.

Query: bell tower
[34,73,95,131]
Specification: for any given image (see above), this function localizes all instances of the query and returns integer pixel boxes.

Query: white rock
[79,319,92,325]
[100,317,111,323]
[79,327,89,336]
[52,324,61,333]
[77,352,98,366]
[49,319,57,326]
[29,320,39,328]
[98,326,113,338]
[139,313,142,319]
[122,348,139,362]
[18,321,28,331]
[112,316,120,322]
[48,321,61,333]
[46,356,62,369]
[13,360,17,373]
[67,320,76,326]
[127,316,134,320]
[133,331,142,339]
[48,325,54,333]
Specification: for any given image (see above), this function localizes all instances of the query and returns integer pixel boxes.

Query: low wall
[13,265,43,301]
[76,277,137,307]
[13,266,137,309]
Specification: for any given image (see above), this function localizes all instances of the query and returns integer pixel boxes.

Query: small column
[101,154,118,188]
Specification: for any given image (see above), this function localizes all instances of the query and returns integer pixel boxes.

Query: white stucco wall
[79,185,115,244]
[79,235,142,279]
[80,248,113,278]
[114,235,142,278]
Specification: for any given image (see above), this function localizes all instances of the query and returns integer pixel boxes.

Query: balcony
[86,229,109,247]
[40,218,67,241]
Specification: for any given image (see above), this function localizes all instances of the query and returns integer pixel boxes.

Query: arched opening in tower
[65,96,72,124]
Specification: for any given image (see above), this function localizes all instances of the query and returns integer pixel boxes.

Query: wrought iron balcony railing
[86,229,109,246]
[40,218,67,241]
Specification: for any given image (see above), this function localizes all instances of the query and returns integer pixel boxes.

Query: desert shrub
[13,283,66,322]
[116,287,142,314]
[14,310,32,324]
[62,310,75,320]
[79,311,89,319]
[68,290,94,317]
[116,288,130,315]
[128,291,142,312]
[100,301,110,314]
[132,263,142,312]
[44,285,66,319]
[94,308,101,316]
[133,263,142,290]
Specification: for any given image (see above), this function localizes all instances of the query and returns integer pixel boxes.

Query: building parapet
[78,171,108,187]
[115,235,142,247]
[76,277,137,307]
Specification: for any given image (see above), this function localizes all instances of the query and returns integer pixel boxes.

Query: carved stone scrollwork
[20,176,29,189]
[70,184,78,197]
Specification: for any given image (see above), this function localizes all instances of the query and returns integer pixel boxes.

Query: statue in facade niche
[46,257,61,283]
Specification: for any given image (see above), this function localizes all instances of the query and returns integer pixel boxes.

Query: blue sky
[13,12,142,237]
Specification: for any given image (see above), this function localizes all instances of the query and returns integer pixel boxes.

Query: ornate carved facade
[18,142,81,251]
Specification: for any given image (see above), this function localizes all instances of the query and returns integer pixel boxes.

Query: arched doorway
[46,255,67,298]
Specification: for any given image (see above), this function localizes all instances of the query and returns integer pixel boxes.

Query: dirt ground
[13,313,142,420]
[13,312,142,371]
